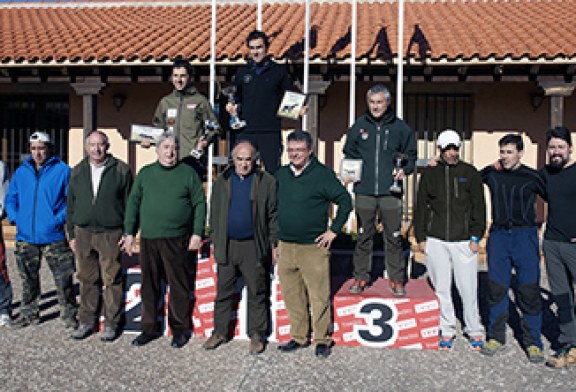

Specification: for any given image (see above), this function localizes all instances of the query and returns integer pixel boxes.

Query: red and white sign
[332,279,439,350]
[118,244,440,350]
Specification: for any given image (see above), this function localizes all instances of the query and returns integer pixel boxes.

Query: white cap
[29,132,51,144]
[437,129,461,149]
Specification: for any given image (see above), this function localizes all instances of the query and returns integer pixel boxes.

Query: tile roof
[0,0,574,66]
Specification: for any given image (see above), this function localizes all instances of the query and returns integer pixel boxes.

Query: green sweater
[66,155,133,239]
[124,161,206,239]
[276,156,352,244]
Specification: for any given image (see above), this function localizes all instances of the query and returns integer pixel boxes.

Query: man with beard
[479,134,546,363]
[343,84,417,295]
[226,30,294,173]
[540,126,576,368]
[414,129,486,351]
[152,59,222,176]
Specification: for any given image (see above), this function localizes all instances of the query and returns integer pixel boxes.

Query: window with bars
[0,95,69,174]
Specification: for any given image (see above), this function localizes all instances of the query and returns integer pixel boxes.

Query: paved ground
[0,249,575,391]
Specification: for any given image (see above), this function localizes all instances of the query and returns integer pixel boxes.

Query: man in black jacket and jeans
[343,84,417,295]
[67,130,133,342]
[226,30,294,174]
[203,141,278,354]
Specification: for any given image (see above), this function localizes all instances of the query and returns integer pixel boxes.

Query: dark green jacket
[66,155,133,239]
[276,156,352,244]
[343,108,417,196]
[209,167,278,265]
[153,85,222,157]
[414,159,486,243]
[124,161,206,239]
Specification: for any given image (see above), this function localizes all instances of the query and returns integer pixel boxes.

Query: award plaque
[130,124,165,145]
[277,91,307,120]
[340,159,363,183]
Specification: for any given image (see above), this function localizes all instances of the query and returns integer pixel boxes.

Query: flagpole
[207,0,216,216]
[346,0,357,233]
[302,0,310,131]
[396,0,404,118]
[257,0,262,30]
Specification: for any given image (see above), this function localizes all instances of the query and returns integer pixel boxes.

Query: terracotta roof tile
[0,1,575,65]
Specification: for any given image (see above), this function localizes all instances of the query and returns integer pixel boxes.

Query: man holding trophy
[343,84,417,295]
[152,59,222,175]
[226,30,294,174]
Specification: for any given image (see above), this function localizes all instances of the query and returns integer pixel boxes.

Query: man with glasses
[414,129,486,351]
[226,30,294,173]
[6,132,78,329]
[275,130,352,358]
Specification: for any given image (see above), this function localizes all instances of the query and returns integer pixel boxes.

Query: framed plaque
[130,124,165,145]
[340,159,363,182]
[277,91,307,120]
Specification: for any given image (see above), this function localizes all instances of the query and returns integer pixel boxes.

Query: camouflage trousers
[15,240,78,320]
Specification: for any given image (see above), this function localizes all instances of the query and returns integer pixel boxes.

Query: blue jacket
[5,155,70,244]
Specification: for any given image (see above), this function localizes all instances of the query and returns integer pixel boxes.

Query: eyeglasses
[287,148,309,153]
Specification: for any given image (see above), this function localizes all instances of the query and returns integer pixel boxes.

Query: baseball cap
[30,132,51,144]
[437,129,461,150]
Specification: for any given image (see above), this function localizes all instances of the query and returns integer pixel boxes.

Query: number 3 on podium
[353,299,399,347]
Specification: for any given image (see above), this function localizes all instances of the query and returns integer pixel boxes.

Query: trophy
[222,86,246,130]
[389,153,407,194]
[191,119,219,159]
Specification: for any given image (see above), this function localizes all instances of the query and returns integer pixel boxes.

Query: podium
[119,244,440,350]
[332,279,439,350]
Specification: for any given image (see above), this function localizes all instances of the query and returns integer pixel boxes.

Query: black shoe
[132,332,161,347]
[315,343,331,358]
[171,335,189,349]
[277,339,310,353]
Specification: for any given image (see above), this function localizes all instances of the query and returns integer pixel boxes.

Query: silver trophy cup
[222,86,246,130]
[389,154,406,194]
[191,119,218,159]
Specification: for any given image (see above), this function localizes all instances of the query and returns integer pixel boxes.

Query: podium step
[332,278,440,350]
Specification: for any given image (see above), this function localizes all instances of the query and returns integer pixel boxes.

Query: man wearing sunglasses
[414,129,486,352]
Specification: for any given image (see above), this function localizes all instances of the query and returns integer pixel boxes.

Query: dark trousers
[0,229,12,315]
[486,227,542,348]
[74,227,124,328]
[213,239,268,338]
[543,239,576,345]
[231,131,281,174]
[14,240,77,320]
[140,236,195,337]
[353,194,405,282]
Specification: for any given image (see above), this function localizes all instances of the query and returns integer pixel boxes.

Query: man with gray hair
[5,132,78,329]
[343,84,417,295]
[121,132,206,349]
[67,130,133,342]
[203,140,278,354]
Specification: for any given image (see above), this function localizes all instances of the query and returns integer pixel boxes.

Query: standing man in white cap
[414,129,486,351]
[5,132,78,329]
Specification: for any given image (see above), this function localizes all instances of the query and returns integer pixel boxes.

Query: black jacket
[209,167,278,264]
[233,58,293,133]
[414,159,486,243]
[343,108,417,196]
